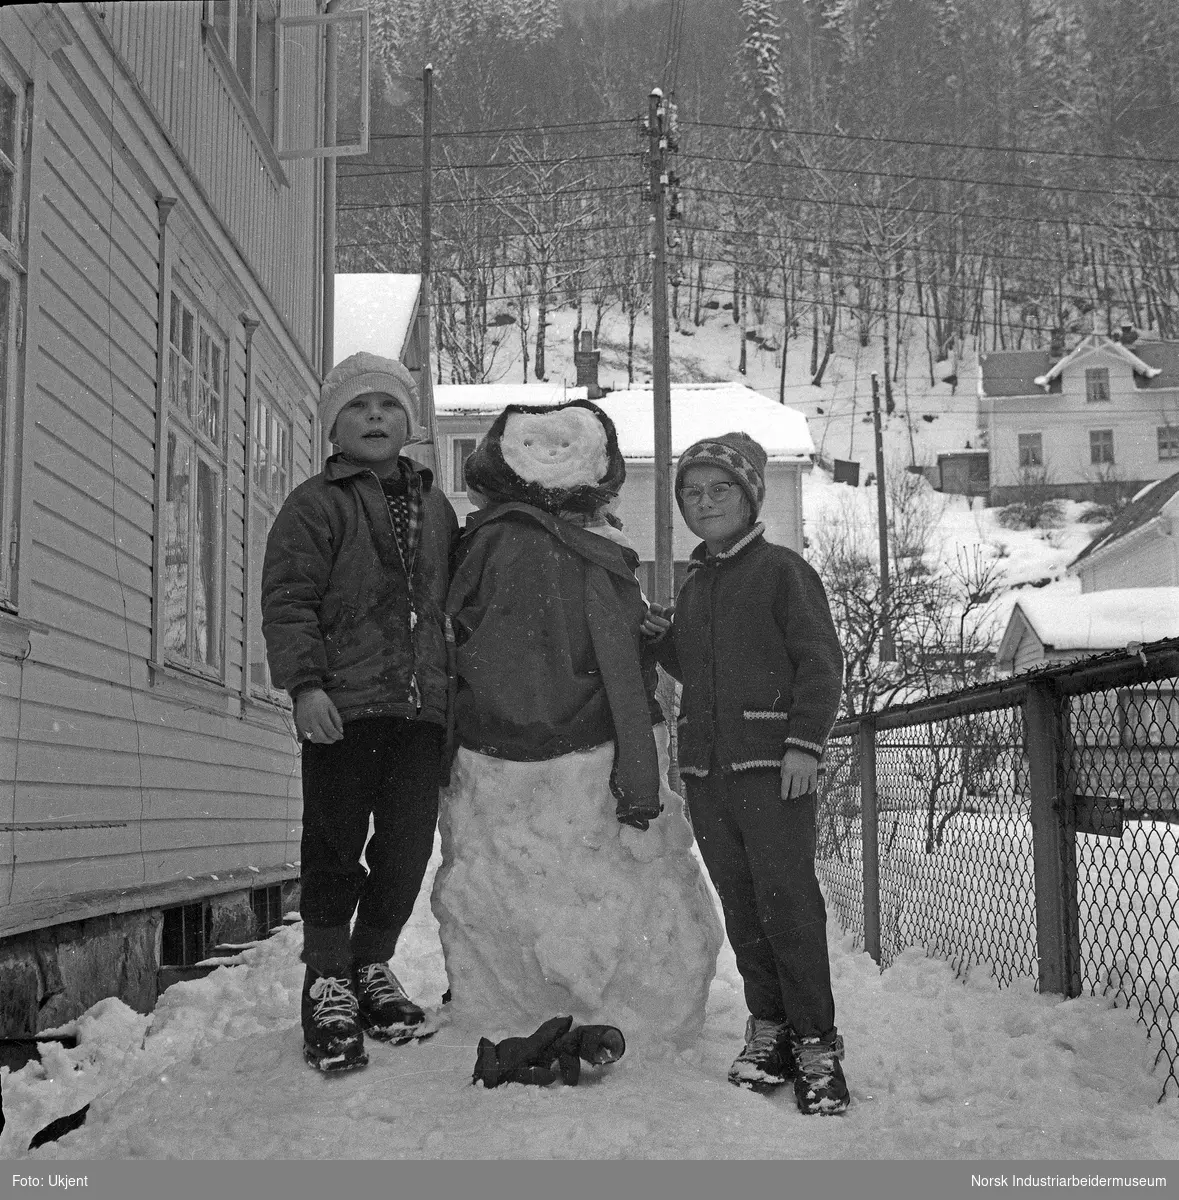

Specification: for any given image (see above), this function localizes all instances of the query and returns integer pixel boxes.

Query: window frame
[1017,431,1043,469]
[158,285,230,684]
[1158,426,1179,462]
[1089,428,1115,466]
[450,436,477,495]
[1084,366,1111,404]
[246,381,294,702]
[0,68,25,609]
[205,0,278,142]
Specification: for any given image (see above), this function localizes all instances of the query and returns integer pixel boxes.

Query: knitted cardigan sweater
[654,525,844,776]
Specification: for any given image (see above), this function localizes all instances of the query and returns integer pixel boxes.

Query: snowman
[432,399,723,1049]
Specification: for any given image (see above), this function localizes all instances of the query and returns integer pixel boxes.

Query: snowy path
[3,850,1176,1162]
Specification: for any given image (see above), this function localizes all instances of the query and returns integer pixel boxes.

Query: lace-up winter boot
[301,968,368,1073]
[355,962,427,1044]
[792,1031,849,1114]
[727,1016,796,1092]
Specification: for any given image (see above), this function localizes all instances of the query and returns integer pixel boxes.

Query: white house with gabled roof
[978,331,1179,505]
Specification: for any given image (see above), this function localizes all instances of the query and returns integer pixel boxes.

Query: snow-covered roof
[1005,585,1179,652]
[437,381,813,461]
[1070,470,1179,567]
[333,273,421,366]
[433,383,589,414]
[1033,332,1162,390]
[979,335,1179,398]
[598,383,813,460]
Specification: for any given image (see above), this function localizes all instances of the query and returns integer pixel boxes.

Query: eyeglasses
[679,481,737,505]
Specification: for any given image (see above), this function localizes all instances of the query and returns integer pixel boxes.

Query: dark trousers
[299,716,442,977]
[685,766,836,1038]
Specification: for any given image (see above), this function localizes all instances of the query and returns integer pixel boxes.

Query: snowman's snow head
[500,406,609,490]
[464,399,625,516]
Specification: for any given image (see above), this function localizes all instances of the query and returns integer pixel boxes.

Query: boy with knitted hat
[262,351,458,1073]
[644,430,851,1113]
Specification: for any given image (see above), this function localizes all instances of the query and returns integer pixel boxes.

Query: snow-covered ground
[3,842,1177,1164]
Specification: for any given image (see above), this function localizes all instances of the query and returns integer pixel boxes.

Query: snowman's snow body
[432,725,724,1048]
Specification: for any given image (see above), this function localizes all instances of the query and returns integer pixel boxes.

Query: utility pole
[648,88,673,608]
[871,372,895,662]
[417,64,436,474]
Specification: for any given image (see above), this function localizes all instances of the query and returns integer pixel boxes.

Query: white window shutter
[275,7,369,160]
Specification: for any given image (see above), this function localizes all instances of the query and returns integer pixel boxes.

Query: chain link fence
[816,638,1179,1101]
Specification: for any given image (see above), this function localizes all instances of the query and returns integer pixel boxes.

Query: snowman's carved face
[500,407,609,489]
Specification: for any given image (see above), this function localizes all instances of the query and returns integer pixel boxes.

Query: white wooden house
[0,2,367,1031]
[1067,471,1179,592]
[978,332,1179,505]
[434,378,815,597]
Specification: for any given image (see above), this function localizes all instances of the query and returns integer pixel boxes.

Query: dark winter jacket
[654,524,843,776]
[447,502,664,811]
[261,455,459,726]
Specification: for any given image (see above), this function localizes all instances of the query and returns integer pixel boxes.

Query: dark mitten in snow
[472,1015,574,1088]
[551,1025,627,1085]
[472,1018,626,1088]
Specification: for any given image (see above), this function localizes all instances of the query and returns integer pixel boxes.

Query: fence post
[859,718,881,964]
[1025,679,1080,996]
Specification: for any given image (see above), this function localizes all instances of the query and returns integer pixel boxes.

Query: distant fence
[816,638,1179,1101]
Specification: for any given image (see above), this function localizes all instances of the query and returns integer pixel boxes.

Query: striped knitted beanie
[675,431,768,518]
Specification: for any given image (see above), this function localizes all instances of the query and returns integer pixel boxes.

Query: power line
[339,149,639,178]
[338,182,640,211]
[681,117,1179,169]
[681,182,1179,235]
[676,149,1179,204]
[656,219,1151,275]
[369,118,634,141]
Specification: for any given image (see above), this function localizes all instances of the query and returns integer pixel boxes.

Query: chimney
[574,328,603,399]
[1120,323,1139,346]
[1049,327,1065,359]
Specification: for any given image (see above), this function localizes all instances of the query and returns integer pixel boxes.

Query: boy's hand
[640,602,674,639]
[780,748,818,801]
[295,688,344,743]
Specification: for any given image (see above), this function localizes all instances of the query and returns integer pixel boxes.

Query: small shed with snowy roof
[978,331,1179,506]
[1067,472,1179,592]
[996,582,1179,674]
[433,381,814,593]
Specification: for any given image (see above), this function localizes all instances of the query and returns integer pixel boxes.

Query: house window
[1017,433,1043,468]
[248,389,293,695]
[451,437,477,493]
[1089,429,1115,466]
[0,76,24,605]
[208,0,278,139]
[1159,426,1179,462]
[1085,367,1110,403]
[163,290,227,676]
[0,80,18,245]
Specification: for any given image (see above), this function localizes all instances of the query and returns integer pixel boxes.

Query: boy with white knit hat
[262,351,458,1073]
[645,430,850,1114]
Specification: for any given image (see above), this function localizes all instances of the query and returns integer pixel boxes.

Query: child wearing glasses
[644,431,850,1114]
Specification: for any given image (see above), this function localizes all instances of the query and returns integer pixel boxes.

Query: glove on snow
[472,1016,626,1088]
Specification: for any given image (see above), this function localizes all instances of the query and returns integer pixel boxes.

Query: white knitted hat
[320,351,422,442]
